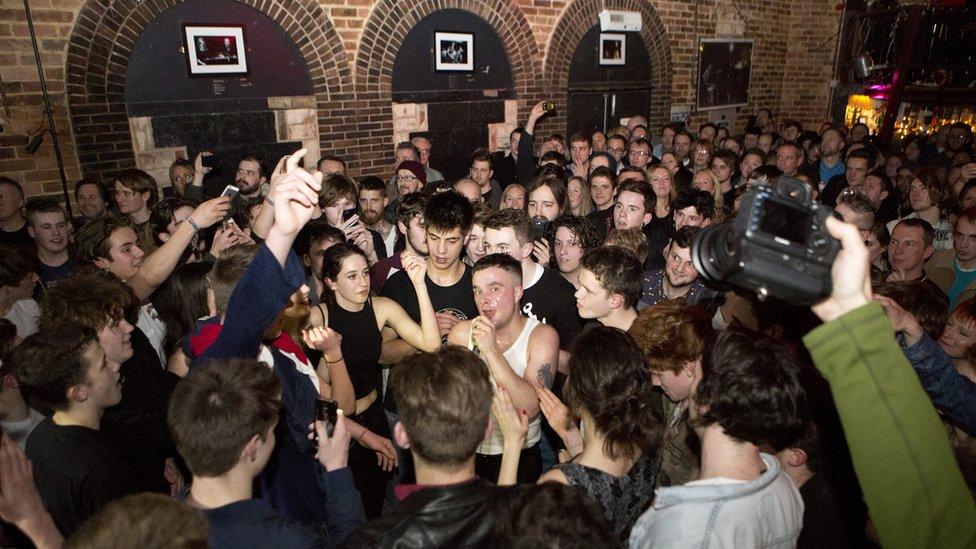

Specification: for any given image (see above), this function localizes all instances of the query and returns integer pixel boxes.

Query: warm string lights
[893,104,976,140]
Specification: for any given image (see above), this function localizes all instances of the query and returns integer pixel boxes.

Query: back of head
[566,326,660,459]
[492,483,616,549]
[630,300,715,374]
[580,246,642,307]
[603,228,649,264]
[39,269,139,332]
[391,345,492,467]
[65,493,208,549]
[0,245,37,289]
[210,244,259,315]
[7,323,97,412]
[425,190,474,234]
[167,358,281,477]
[695,328,807,451]
[874,280,948,340]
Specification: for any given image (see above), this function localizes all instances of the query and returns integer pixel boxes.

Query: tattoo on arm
[537,363,553,389]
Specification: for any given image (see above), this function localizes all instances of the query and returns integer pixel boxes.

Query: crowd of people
[0,100,974,548]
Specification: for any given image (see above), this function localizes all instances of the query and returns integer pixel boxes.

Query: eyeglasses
[629,150,650,157]
[609,147,626,153]
[399,174,419,182]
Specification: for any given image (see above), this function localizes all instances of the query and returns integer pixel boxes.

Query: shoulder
[538,467,570,485]
[529,321,558,344]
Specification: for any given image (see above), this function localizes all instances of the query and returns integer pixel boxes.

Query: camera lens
[691,223,740,288]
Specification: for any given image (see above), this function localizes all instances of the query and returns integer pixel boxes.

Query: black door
[566,88,652,136]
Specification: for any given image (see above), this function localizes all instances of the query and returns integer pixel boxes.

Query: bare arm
[473,317,538,414]
[128,196,230,299]
[375,253,440,352]
[493,387,528,486]
[303,325,356,415]
[520,324,559,417]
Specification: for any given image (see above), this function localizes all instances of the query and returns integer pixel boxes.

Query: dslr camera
[691,176,840,305]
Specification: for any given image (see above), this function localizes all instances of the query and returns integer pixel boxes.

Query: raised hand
[271,149,323,236]
[311,409,352,472]
[811,216,872,322]
[189,196,232,229]
[470,315,499,357]
[531,238,550,265]
[210,224,244,258]
[493,385,529,445]
[193,151,213,176]
[403,251,428,286]
[534,384,575,442]
[874,294,924,345]
[303,326,343,359]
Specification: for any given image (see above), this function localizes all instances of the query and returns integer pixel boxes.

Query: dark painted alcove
[566,24,652,136]
[124,0,310,189]
[392,9,514,181]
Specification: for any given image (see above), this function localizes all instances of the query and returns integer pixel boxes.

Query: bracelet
[265,196,275,206]
[325,355,344,364]
[186,217,200,233]
[357,429,367,442]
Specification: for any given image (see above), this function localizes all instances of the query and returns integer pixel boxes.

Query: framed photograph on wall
[697,38,753,110]
[599,33,626,66]
[183,24,248,76]
[434,32,474,72]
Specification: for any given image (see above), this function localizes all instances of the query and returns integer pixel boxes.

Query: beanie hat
[397,160,427,187]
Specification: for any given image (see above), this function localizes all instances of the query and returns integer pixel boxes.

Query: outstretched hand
[811,216,872,322]
[271,149,323,236]
[874,294,924,346]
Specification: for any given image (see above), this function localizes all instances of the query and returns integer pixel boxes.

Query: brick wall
[0,0,841,199]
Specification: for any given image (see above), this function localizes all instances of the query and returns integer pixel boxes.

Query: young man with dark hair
[606,134,629,167]
[470,148,502,209]
[818,126,846,189]
[484,208,582,363]
[0,177,32,248]
[821,147,872,207]
[297,221,345,306]
[0,245,39,338]
[371,192,429,291]
[630,328,806,547]
[613,179,655,232]
[40,269,178,496]
[575,246,642,330]
[9,324,137,536]
[169,357,362,547]
[627,137,656,171]
[447,254,559,483]
[358,176,395,257]
[342,345,517,547]
[26,199,75,290]
[698,122,718,143]
[672,188,715,231]
[585,166,617,242]
[492,126,526,188]
[639,226,713,310]
[73,177,110,229]
[235,153,267,199]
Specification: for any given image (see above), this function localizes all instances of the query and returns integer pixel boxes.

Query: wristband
[186,217,200,233]
[326,355,344,364]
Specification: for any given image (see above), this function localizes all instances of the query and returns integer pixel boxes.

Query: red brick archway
[65,0,350,182]
[545,0,672,130]
[352,0,542,174]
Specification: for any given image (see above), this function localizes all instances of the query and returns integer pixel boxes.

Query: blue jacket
[191,244,364,540]
[901,331,976,436]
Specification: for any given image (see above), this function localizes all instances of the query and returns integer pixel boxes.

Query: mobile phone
[220,184,240,198]
[531,217,550,242]
[315,398,338,440]
[222,218,238,232]
[200,153,217,170]
[341,206,358,223]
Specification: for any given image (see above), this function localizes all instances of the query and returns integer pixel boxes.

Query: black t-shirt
[520,267,582,351]
[26,418,139,536]
[36,251,77,290]
[369,228,388,261]
[381,263,478,413]
[0,221,33,249]
[643,213,674,271]
[101,328,180,494]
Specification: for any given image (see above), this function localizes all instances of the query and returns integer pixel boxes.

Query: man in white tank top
[448,253,559,484]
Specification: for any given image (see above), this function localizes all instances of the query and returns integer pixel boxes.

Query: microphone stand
[24,0,73,217]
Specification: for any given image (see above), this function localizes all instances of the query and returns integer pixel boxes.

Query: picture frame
[599,33,626,66]
[696,38,753,110]
[434,31,474,72]
[183,24,248,76]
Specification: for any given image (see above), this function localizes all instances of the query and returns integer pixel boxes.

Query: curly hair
[551,214,600,253]
[39,269,139,332]
[564,326,661,460]
[629,300,715,374]
[580,246,643,307]
[694,328,807,451]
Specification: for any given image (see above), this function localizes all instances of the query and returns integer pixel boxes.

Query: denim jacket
[629,453,803,548]
[901,331,976,436]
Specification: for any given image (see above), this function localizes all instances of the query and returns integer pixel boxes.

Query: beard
[361,208,382,226]
[237,178,259,194]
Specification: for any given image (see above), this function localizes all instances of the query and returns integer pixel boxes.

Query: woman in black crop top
[309,243,440,517]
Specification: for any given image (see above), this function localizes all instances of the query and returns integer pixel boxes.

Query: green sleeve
[803,302,976,549]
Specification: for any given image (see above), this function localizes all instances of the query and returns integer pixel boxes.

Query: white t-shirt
[3,299,39,339]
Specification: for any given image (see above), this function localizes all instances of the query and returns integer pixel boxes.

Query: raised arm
[516,102,547,185]
[468,317,537,414]
[127,196,230,300]
[376,253,440,353]
[805,216,976,549]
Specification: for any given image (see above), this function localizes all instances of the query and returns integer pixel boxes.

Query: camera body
[691,176,839,305]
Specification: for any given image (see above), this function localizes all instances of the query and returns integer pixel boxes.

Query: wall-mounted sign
[697,38,753,110]
[599,33,626,66]
[183,24,248,76]
[435,31,474,72]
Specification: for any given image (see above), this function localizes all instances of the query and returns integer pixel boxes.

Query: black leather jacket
[340,479,516,548]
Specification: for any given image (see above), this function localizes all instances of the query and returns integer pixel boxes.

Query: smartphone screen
[315,398,338,439]
[220,185,240,198]
[341,207,358,222]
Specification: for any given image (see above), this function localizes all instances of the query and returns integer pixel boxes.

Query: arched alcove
[566,24,653,136]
